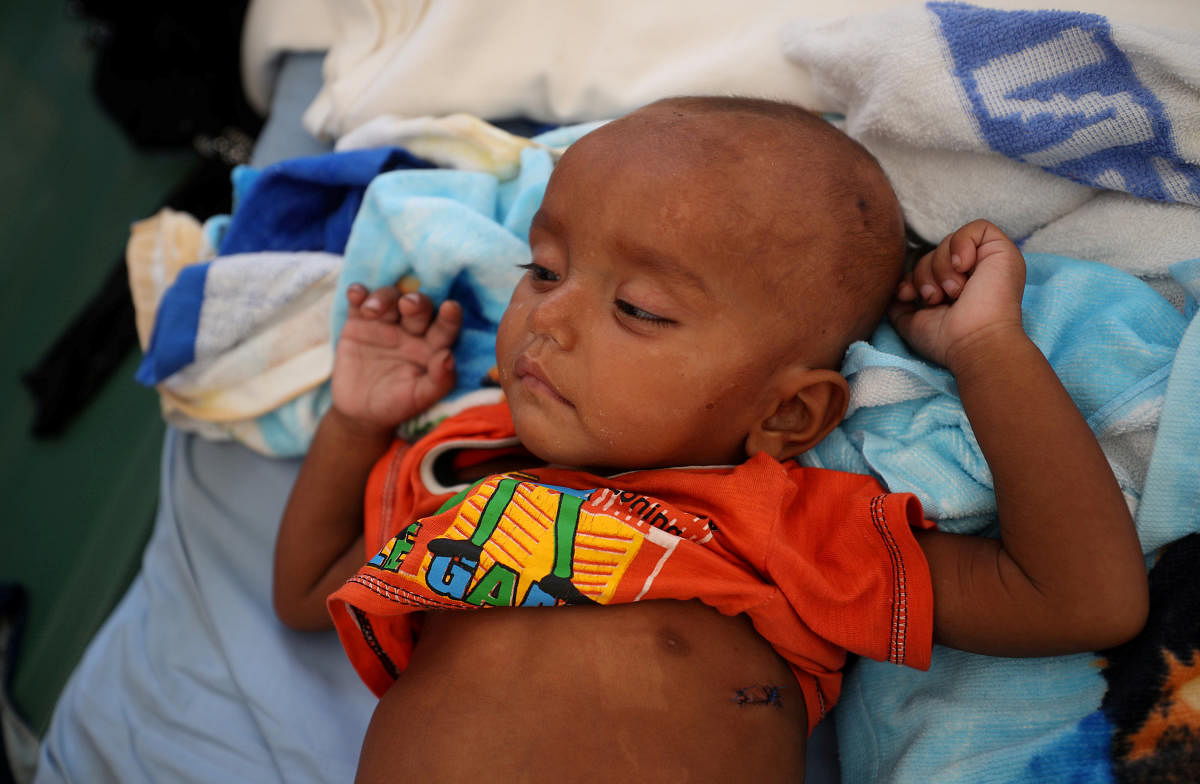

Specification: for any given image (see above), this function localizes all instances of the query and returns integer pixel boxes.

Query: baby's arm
[889,220,1148,656]
[272,285,462,630]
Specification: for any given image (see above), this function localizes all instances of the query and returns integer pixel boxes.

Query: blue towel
[135,263,210,386]
[219,147,433,255]
[784,3,1200,780]
[931,2,1199,206]
[329,125,599,436]
[803,255,1186,542]
[138,147,431,386]
[823,255,1197,784]
[133,124,599,456]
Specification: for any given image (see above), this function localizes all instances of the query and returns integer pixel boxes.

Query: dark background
[0,0,255,734]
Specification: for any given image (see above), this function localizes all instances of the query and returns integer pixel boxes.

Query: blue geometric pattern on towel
[931,2,1200,206]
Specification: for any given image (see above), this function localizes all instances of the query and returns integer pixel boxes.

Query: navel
[658,626,693,656]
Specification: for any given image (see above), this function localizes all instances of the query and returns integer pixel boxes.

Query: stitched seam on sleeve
[869,495,908,665]
[378,444,406,548]
[350,605,400,680]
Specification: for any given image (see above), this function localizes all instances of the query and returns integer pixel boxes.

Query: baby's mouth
[514,355,574,407]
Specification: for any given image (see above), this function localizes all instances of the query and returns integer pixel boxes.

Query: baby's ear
[745,369,849,461]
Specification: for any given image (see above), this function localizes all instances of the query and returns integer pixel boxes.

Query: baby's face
[495,116,808,470]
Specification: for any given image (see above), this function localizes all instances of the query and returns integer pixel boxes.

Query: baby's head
[496,96,905,470]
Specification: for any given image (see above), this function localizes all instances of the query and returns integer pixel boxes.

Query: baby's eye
[518,262,560,283]
[615,299,673,326]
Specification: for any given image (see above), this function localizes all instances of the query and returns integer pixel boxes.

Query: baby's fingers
[425,300,464,350]
[909,247,951,305]
[397,293,463,347]
[398,291,438,336]
[945,220,992,277]
[895,277,919,303]
[931,239,969,299]
[917,232,976,303]
[349,284,402,322]
[411,348,458,410]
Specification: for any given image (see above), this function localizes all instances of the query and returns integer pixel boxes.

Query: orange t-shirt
[327,402,936,732]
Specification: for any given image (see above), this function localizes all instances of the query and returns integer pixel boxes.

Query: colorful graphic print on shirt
[355,472,718,609]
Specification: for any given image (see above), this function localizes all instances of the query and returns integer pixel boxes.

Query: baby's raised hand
[888,219,1027,371]
[331,284,463,432]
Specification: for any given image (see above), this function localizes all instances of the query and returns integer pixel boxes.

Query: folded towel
[136,250,341,427]
[134,122,599,456]
[783,4,1200,780]
[804,253,1185,537]
[134,146,434,452]
[125,208,213,350]
[125,208,339,455]
[301,0,831,138]
[335,114,564,181]
[331,122,599,439]
[219,146,432,256]
[782,2,1200,299]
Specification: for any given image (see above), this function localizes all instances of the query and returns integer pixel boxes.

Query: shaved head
[591,96,907,367]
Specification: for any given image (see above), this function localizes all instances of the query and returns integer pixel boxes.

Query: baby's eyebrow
[529,208,563,237]
[614,237,710,297]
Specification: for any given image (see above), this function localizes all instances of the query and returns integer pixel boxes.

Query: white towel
[300,0,832,138]
[782,4,1200,286]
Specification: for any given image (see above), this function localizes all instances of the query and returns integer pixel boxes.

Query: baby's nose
[528,284,580,349]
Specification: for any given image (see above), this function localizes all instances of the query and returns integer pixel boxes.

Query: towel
[331,122,599,439]
[133,145,435,453]
[803,254,1185,537]
[783,4,1200,781]
[334,114,564,181]
[125,209,338,456]
[300,0,829,138]
[125,208,213,350]
[782,2,1200,303]
[830,257,1200,784]
[133,122,598,456]
[218,146,433,256]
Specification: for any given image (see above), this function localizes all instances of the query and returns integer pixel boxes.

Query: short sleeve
[765,470,936,671]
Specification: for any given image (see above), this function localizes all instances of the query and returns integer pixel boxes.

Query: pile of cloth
[130,3,1199,781]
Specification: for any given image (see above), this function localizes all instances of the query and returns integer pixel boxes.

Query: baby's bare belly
[355,600,808,783]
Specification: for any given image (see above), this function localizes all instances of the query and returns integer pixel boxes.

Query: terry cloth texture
[327,401,936,735]
[333,114,563,181]
[783,2,1200,306]
[298,0,825,138]
[132,122,597,456]
[784,4,1200,781]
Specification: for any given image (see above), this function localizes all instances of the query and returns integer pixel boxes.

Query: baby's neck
[434,439,746,487]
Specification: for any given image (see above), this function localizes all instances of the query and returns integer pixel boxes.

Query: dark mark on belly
[732,684,784,708]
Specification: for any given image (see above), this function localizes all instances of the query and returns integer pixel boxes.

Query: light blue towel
[823,255,1197,784]
[327,124,600,436]
[792,3,1200,781]
[135,124,599,456]
[329,157,547,405]
[256,125,602,453]
[802,254,1186,543]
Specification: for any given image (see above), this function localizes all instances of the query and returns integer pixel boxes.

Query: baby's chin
[510,408,746,471]
[513,428,630,474]
[517,437,616,474]
[516,432,719,475]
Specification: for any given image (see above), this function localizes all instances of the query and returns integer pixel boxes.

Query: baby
[273,97,1148,781]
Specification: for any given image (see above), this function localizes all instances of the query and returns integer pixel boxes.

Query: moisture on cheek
[586,405,618,447]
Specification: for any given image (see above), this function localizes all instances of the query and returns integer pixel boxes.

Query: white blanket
[238,0,1200,140]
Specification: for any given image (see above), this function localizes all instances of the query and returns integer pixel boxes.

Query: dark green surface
[0,2,195,733]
